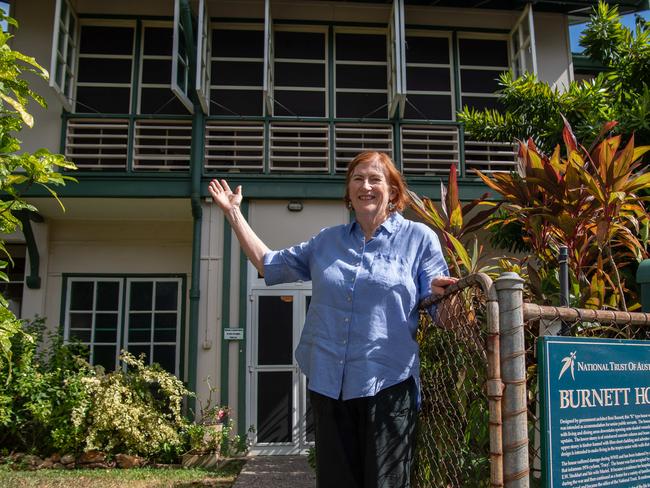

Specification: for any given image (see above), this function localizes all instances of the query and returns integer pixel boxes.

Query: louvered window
[335,125,393,172]
[65,119,129,170]
[205,122,265,172]
[269,123,329,172]
[133,120,191,170]
[401,125,458,175]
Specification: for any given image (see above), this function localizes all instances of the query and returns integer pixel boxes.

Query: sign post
[539,336,650,487]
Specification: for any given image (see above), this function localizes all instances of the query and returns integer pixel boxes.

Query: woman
[209,151,455,488]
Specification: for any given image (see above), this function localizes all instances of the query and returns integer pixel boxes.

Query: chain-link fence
[416,274,502,488]
[522,303,650,486]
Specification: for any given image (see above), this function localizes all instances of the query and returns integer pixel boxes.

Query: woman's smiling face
[347,159,396,220]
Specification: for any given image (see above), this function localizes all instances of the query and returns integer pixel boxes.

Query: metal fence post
[494,272,529,487]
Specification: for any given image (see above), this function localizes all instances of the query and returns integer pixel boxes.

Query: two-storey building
[7,0,646,454]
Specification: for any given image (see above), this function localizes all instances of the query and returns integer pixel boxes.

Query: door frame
[246,263,313,455]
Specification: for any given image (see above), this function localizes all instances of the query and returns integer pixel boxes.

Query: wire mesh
[523,305,650,485]
[416,284,492,488]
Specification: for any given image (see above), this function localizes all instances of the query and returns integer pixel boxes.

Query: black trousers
[309,377,417,488]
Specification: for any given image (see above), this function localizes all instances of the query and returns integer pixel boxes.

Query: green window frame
[172,0,194,113]
[63,275,185,376]
[195,0,211,114]
[49,0,78,111]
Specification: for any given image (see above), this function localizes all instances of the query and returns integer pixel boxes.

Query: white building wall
[534,12,573,89]
[250,199,350,250]
[10,0,63,155]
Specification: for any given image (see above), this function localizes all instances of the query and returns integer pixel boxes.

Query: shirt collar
[348,212,403,236]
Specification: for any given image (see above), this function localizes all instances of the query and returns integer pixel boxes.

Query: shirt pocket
[369,253,409,287]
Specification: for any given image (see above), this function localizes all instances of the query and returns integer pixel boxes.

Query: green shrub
[73,352,191,461]
[0,319,197,461]
[0,318,92,455]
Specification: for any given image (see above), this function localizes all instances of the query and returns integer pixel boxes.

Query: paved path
[232,456,316,488]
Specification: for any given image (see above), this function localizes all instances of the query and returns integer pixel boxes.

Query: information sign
[539,336,650,487]
[224,328,244,341]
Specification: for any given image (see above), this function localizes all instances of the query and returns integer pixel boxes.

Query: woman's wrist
[225,205,243,225]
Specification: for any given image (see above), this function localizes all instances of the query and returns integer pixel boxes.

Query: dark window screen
[143,27,173,56]
[96,282,120,311]
[153,345,176,374]
[458,39,508,66]
[142,59,172,84]
[78,58,132,83]
[155,282,178,311]
[258,296,293,365]
[403,94,452,120]
[275,31,325,59]
[274,91,325,117]
[461,96,503,112]
[461,69,502,93]
[406,67,450,92]
[80,26,134,55]
[213,29,264,58]
[140,88,190,115]
[405,36,449,64]
[70,281,93,310]
[336,33,386,62]
[275,62,325,88]
[336,92,387,119]
[336,65,386,90]
[130,281,153,310]
[211,89,263,116]
[76,87,131,114]
[257,371,293,443]
[212,61,264,86]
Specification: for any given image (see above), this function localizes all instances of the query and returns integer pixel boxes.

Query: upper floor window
[57,14,518,122]
[211,25,265,117]
[335,29,388,119]
[73,21,190,116]
[273,28,327,117]
[140,23,190,115]
[404,32,453,120]
[458,35,509,112]
[76,23,134,114]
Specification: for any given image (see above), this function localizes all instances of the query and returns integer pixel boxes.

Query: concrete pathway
[232,456,316,488]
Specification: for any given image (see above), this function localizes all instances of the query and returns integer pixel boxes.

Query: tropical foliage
[409,165,501,278]
[476,119,650,310]
[0,14,76,371]
[458,1,649,153]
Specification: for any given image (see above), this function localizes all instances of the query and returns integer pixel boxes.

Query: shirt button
[344,318,349,323]
[343,339,347,344]
[339,360,343,365]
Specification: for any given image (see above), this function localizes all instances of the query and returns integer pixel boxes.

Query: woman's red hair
[344,151,410,212]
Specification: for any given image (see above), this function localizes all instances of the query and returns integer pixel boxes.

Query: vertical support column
[494,272,529,488]
[196,201,224,418]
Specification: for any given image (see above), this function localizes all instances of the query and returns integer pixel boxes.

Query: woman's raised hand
[209,179,243,213]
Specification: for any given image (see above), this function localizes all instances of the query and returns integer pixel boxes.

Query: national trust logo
[558,351,576,380]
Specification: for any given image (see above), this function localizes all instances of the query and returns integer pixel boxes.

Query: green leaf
[0,92,33,127]
[445,232,472,272]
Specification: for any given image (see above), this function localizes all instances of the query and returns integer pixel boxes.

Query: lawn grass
[0,459,246,488]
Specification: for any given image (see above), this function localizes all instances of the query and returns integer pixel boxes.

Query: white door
[248,285,314,455]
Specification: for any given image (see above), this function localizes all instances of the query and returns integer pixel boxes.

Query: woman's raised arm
[208,179,270,276]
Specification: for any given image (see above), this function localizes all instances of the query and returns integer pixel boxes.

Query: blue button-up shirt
[263,212,448,401]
